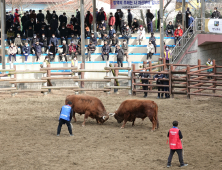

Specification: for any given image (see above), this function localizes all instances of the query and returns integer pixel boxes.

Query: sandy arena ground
[0,90,221,170]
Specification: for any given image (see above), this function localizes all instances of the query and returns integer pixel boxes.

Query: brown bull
[109,99,159,131]
[65,95,109,126]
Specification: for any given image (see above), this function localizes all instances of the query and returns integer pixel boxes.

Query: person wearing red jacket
[174,25,183,45]
[167,121,188,168]
[109,12,115,28]
[14,9,20,23]
[85,11,93,33]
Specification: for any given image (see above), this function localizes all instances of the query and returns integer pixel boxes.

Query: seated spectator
[74,22,80,37]
[7,27,15,45]
[98,20,106,31]
[147,41,154,62]
[211,7,221,19]
[39,26,47,38]
[49,33,59,52]
[33,41,43,62]
[109,26,116,38]
[108,12,115,28]
[26,26,34,45]
[132,18,139,33]
[139,67,150,98]
[153,72,164,99]
[102,33,110,45]
[122,25,131,44]
[164,46,172,65]
[15,26,22,37]
[8,43,17,63]
[174,25,183,45]
[100,26,107,38]
[90,32,97,45]
[59,40,68,62]
[101,40,110,61]
[87,41,96,61]
[166,21,174,37]
[14,34,23,54]
[110,33,119,47]
[137,25,145,45]
[49,42,56,61]
[31,34,39,54]
[44,55,50,65]
[39,33,48,53]
[115,45,124,67]
[149,32,156,53]
[85,23,90,38]
[122,40,128,62]
[69,41,77,59]
[60,24,68,44]
[75,41,81,56]
[67,21,74,36]
[22,42,30,63]
[70,33,79,46]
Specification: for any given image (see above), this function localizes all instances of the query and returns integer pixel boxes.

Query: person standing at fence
[167,121,188,168]
[163,70,170,99]
[57,101,74,137]
[206,58,213,79]
[115,45,124,67]
[139,67,150,98]
[154,71,164,99]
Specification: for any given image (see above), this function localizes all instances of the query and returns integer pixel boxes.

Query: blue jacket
[49,37,59,46]
[22,46,30,55]
[109,29,116,38]
[188,16,194,27]
[59,105,72,121]
[153,74,164,84]
[33,43,43,53]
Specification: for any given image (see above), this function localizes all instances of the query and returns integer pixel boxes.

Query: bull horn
[103,116,106,120]
[108,113,115,116]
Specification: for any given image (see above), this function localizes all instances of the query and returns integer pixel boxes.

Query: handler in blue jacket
[57,101,74,136]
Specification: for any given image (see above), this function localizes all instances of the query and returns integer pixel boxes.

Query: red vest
[169,128,183,149]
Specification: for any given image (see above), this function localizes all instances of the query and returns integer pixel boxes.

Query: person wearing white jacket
[137,25,145,45]
[147,42,154,62]
[8,43,18,63]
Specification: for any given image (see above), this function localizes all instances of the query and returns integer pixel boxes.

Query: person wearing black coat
[162,72,170,98]
[50,16,58,36]
[175,11,182,28]
[52,11,58,20]
[39,26,47,38]
[146,9,154,33]
[74,23,80,37]
[114,10,120,32]
[34,20,42,35]
[110,33,119,47]
[60,25,68,44]
[37,10,44,22]
[101,40,110,61]
[115,45,124,67]
[166,21,174,37]
[76,9,80,25]
[139,67,150,98]
[21,13,28,35]
[154,72,165,98]
[31,34,39,54]
[90,33,97,45]
[39,33,48,53]
[100,26,107,38]
[117,9,124,34]
[59,41,68,62]
[46,26,54,45]
[87,41,96,61]
[186,8,191,29]
[70,15,77,25]
[102,33,110,45]
[132,18,139,33]
[25,18,36,32]
[59,13,67,26]
[49,42,56,61]
[46,10,52,24]
[127,9,133,28]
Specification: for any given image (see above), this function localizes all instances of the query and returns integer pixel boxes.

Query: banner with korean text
[110,0,159,9]
[205,19,222,34]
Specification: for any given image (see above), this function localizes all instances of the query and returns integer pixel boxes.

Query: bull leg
[132,119,135,126]
[73,112,77,122]
[121,120,127,129]
[82,111,90,127]
[151,119,156,132]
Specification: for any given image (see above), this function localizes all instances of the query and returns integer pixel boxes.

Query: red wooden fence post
[187,66,190,99]
[80,63,84,88]
[170,65,174,98]
[132,64,136,96]
[213,59,216,93]
[149,60,152,91]
[197,59,201,91]
[163,57,166,71]
[114,63,119,94]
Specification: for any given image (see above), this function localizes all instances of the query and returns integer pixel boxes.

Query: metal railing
[171,18,205,63]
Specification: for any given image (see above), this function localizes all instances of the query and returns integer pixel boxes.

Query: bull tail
[155,104,159,129]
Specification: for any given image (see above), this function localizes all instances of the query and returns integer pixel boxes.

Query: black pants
[163,86,169,98]
[59,54,67,62]
[147,52,153,60]
[87,23,92,33]
[36,52,41,61]
[143,83,148,96]
[57,119,73,135]
[117,57,123,67]
[151,42,156,53]
[158,86,163,97]
[101,52,109,61]
[167,149,184,166]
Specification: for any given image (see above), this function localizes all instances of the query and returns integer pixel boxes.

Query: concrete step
[5,53,160,63]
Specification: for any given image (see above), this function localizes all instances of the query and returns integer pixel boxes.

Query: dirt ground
[0,90,221,170]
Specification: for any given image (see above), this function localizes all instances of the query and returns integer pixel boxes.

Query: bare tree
[6,0,35,13]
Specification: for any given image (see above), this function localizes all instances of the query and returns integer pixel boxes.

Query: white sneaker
[9,61,11,63]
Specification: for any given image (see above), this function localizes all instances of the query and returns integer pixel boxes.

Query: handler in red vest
[167,121,188,168]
